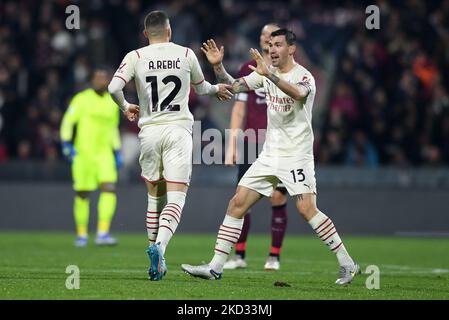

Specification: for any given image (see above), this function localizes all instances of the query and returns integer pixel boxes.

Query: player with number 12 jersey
[108,10,232,281]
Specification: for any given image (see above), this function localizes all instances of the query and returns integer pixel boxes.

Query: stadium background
[0,0,448,236]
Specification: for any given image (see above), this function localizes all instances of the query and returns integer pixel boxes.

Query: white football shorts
[238,153,317,197]
[138,123,192,185]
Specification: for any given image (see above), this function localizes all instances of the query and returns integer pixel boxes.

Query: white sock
[210,215,244,273]
[308,211,354,266]
[146,193,166,245]
[155,191,186,254]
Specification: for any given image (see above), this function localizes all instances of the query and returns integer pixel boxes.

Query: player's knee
[270,191,287,206]
[296,197,317,218]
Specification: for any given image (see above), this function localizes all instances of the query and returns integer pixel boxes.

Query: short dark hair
[144,10,169,35]
[270,28,296,45]
[90,65,112,79]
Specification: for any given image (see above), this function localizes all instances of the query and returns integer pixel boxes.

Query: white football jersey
[113,42,206,130]
[243,63,316,159]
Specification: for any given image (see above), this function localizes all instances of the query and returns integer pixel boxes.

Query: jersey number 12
[146,75,181,112]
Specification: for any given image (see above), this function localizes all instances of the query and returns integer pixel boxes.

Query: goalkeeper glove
[114,150,123,170]
[62,141,76,163]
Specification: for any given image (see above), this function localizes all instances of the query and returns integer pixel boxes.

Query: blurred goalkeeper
[60,67,122,247]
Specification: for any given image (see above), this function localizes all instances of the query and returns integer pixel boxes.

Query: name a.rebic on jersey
[149,59,181,70]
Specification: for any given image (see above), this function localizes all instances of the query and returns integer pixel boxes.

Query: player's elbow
[108,82,118,95]
[192,85,205,96]
[291,93,303,101]
[292,89,308,101]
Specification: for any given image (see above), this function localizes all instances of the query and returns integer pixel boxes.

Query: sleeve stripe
[298,82,312,94]
[113,75,128,84]
[135,50,140,58]
[192,79,205,85]
[185,48,189,57]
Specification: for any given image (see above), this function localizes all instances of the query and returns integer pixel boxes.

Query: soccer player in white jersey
[107,10,233,281]
[182,29,361,285]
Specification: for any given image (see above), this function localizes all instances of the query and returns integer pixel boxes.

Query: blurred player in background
[182,29,360,285]
[224,23,289,271]
[107,10,233,281]
[60,67,122,247]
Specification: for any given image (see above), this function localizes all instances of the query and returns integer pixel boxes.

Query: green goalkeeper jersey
[60,88,121,155]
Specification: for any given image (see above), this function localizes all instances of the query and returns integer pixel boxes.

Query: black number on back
[146,75,181,112]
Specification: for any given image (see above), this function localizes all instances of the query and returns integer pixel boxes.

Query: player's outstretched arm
[201,39,249,94]
[248,48,309,100]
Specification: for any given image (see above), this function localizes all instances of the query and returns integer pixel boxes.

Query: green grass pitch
[1,232,448,299]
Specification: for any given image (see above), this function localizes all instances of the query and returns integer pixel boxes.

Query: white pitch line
[2,262,447,277]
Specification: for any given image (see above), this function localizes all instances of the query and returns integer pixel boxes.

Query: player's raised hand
[248,48,270,77]
[125,104,140,122]
[216,84,233,101]
[201,39,224,66]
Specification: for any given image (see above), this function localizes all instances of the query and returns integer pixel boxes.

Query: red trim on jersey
[118,63,126,72]
[135,50,140,58]
[113,75,127,84]
[192,79,205,85]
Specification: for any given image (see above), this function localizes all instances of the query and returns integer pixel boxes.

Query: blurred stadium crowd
[0,0,448,167]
